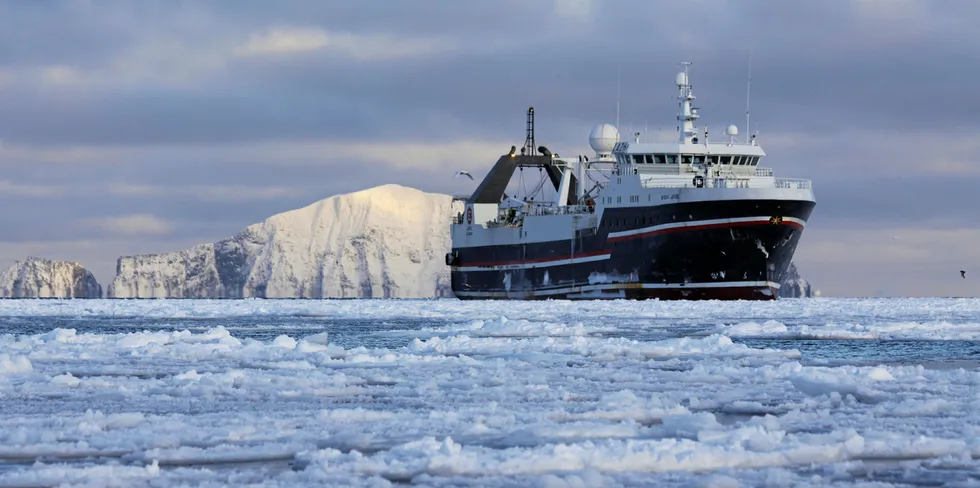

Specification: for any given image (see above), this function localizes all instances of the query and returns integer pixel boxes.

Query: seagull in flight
[454,170,473,180]
[962,270,967,279]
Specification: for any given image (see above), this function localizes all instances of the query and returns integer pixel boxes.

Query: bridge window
[719,155,732,165]
[644,154,653,164]
[693,156,704,165]
[632,155,644,164]
[749,157,759,166]
[653,154,666,164]
[733,156,744,165]
[681,155,692,164]
[666,155,678,164]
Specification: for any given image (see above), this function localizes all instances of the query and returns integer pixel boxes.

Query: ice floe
[0,298,976,486]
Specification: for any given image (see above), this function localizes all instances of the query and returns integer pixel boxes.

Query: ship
[446,62,815,300]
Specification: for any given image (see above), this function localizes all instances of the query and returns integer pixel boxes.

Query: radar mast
[676,62,699,145]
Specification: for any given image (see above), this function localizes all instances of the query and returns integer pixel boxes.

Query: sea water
[0,298,978,486]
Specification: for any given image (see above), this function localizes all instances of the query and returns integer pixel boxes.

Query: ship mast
[676,62,699,145]
[523,107,536,156]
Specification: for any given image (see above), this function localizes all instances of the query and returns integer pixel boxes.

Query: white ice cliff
[0,257,102,298]
[108,184,456,298]
[779,262,812,298]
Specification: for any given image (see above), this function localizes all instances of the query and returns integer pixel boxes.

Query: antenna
[616,64,621,129]
[745,50,752,143]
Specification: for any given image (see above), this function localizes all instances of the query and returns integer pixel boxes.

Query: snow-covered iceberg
[108,184,456,298]
[779,262,812,298]
[0,257,102,298]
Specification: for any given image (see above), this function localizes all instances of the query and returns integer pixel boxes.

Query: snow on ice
[108,184,457,299]
[0,298,978,486]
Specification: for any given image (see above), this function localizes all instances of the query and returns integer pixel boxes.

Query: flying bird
[961,270,967,279]
[454,170,473,180]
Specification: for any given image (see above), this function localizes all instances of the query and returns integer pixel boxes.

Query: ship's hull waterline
[450,199,814,300]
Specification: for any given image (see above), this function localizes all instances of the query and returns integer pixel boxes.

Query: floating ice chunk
[873,398,953,418]
[789,367,889,403]
[857,432,967,460]
[266,360,315,370]
[318,408,397,422]
[558,390,691,425]
[272,335,297,349]
[631,334,799,359]
[51,372,80,387]
[303,332,330,345]
[42,328,80,343]
[719,320,980,341]
[300,430,882,479]
[539,469,611,488]
[699,474,740,488]
[0,354,32,374]
[409,334,798,361]
[174,369,200,381]
[134,444,299,466]
[715,320,788,337]
[296,340,331,353]
[116,331,176,348]
[75,411,146,434]
[452,316,594,338]
[115,326,243,350]
[866,367,894,381]
[662,412,723,439]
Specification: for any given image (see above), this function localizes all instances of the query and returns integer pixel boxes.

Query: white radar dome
[726,124,739,136]
[589,123,620,154]
[675,71,688,86]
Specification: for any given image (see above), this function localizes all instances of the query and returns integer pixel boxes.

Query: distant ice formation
[779,262,812,298]
[0,257,102,298]
[108,184,457,298]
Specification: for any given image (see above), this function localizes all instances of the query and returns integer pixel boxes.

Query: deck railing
[774,178,812,190]
[642,176,812,190]
[524,204,594,217]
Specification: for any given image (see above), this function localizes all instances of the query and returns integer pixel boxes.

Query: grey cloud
[0,155,465,243]
[2,0,978,148]
[1,0,979,296]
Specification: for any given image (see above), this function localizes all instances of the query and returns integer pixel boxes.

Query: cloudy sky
[0,0,977,297]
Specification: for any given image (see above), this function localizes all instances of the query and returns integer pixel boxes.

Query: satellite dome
[675,71,688,86]
[726,124,739,136]
[589,124,620,154]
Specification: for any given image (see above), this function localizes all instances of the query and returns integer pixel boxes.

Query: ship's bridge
[611,140,767,175]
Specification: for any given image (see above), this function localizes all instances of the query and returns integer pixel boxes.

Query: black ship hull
[450,199,815,300]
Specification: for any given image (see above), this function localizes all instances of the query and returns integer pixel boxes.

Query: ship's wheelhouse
[619,153,761,166]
